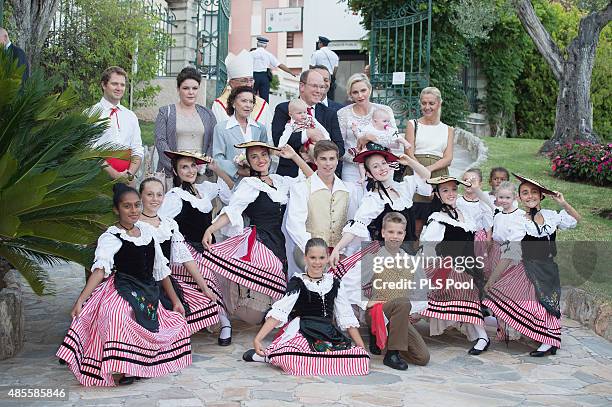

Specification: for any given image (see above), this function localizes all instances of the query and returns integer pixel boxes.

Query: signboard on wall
[265,7,303,33]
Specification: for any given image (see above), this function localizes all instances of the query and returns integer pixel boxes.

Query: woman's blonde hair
[420,86,443,120]
[346,73,372,99]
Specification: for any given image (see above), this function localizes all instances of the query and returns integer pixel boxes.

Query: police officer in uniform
[251,36,295,103]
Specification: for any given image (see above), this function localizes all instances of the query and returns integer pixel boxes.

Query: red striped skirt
[171,243,226,309]
[483,245,561,347]
[474,228,488,265]
[56,276,191,386]
[420,260,484,326]
[171,277,220,335]
[265,322,369,376]
[197,228,287,300]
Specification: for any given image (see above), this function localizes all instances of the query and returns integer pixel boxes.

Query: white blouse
[91,222,171,280]
[159,180,231,218]
[411,120,450,157]
[266,272,360,330]
[492,208,577,261]
[419,211,479,258]
[150,216,194,264]
[524,209,577,237]
[337,103,397,163]
[343,175,432,240]
[456,195,494,231]
[491,208,527,261]
[215,174,300,236]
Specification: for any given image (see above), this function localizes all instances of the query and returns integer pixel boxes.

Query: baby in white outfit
[350,108,409,184]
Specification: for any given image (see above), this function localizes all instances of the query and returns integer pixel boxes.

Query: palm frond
[0,245,54,295]
[6,237,95,267]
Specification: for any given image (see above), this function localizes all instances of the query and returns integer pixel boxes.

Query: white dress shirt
[89,97,144,158]
[310,47,339,72]
[251,47,280,72]
[285,172,350,253]
[225,114,259,142]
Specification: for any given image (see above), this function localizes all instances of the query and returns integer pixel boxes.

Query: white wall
[301,0,368,69]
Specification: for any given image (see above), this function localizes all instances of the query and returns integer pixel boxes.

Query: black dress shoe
[369,333,382,355]
[529,346,557,357]
[58,358,67,365]
[118,375,136,385]
[242,349,257,362]
[218,326,232,346]
[383,351,408,370]
[468,338,491,355]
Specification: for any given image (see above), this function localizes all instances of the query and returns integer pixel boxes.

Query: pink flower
[551,164,557,171]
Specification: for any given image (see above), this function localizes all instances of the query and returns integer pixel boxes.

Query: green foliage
[473,4,529,136]
[0,51,115,295]
[513,1,611,140]
[41,0,173,110]
[348,0,468,126]
[348,0,611,140]
[271,74,280,92]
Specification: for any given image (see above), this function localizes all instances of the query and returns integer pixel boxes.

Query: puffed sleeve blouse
[91,222,171,280]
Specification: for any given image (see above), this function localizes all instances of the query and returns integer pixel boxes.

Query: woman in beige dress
[404,86,454,239]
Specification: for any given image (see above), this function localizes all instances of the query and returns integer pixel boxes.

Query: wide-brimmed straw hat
[426,175,471,187]
[234,141,281,151]
[164,150,209,165]
[512,172,556,197]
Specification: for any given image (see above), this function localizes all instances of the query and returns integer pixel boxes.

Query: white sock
[473,324,489,350]
[484,316,498,327]
[218,313,232,340]
[251,353,267,363]
[536,343,552,352]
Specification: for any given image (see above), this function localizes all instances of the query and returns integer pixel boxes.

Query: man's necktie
[307,106,314,117]
[109,107,120,130]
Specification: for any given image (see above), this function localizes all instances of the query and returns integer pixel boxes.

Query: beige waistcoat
[305,177,349,248]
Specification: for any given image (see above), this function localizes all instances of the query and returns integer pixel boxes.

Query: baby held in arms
[278,99,330,165]
[351,108,409,184]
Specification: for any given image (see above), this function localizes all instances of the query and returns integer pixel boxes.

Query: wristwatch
[126,171,134,181]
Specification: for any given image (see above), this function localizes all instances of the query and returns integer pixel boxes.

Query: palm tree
[0,50,117,295]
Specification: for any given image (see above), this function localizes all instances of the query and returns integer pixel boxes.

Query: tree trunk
[542,5,610,152]
[513,0,611,153]
[8,0,61,70]
[543,29,600,152]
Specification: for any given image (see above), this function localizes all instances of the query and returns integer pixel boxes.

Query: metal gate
[369,1,432,128]
[194,0,231,95]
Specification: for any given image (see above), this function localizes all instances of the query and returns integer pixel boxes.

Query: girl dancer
[242,238,369,375]
[329,146,431,266]
[158,151,234,345]
[139,177,220,335]
[201,142,313,325]
[419,176,489,355]
[484,174,580,356]
[57,184,191,386]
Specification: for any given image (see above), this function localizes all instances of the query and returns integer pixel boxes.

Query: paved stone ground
[2,260,612,407]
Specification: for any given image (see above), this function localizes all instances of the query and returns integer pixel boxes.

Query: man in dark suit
[272,70,345,177]
[0,28,29,83]
[312,65,345,111]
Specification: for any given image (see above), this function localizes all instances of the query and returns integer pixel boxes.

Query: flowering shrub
[549,142,612,186]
